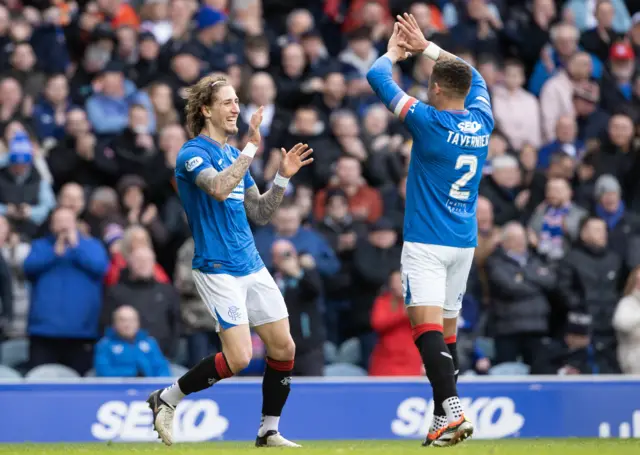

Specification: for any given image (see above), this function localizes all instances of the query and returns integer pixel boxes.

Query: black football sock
[413,324,458,423]
[176,352,233,396]
[258,357,294,437]
[445,335,459,382]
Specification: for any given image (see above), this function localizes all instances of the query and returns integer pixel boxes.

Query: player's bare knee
[225,347,253,372]
[268,336,296,361]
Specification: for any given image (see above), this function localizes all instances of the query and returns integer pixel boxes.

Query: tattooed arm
[195,155,253,201]
[243,184,287,226]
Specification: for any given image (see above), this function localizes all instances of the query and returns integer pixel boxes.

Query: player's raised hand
[387,23,411,61]
[396,13,431,54]
[278,143,314,178]
[247,105,264,146]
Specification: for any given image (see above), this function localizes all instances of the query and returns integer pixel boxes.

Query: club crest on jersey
[457,121,482,134]
[185,156,203,172]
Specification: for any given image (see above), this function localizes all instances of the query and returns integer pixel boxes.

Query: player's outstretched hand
[248,105,264,146]
[396,13,431,54]
[278,143,314,178]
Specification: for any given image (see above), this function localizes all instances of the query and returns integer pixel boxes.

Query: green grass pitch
[0,440,638,455]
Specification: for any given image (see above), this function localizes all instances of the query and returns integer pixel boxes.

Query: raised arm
[244,143,313,225]
[194,107,264,201]
[396,13,493,119]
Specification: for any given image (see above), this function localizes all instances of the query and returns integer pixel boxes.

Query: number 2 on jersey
[449,155,478,201]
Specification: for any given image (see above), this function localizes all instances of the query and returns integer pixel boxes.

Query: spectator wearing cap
[540,52,593,143]
[573,81,610,142]
[254,201,339,278]
[479,154,528,226]
[369,270,422,376]
[532,311,599,374]
[557,217,623,372]
[24,206,109,375]
[314,156,384,224]
[613,266,640,374]
[94,305,171,377]
[32,74,74,146]
[528,23,602,97]
[85,61,156,136]
[565,0,631,34]
[600,41,637,114]
[492,59,543,150]
[579,0,626,63]
[188,6,241,73]
[592,174,640,269]
[528,178,587,261]
[350,216,401,368]
[486,222,556,367]
[0,132,56,239]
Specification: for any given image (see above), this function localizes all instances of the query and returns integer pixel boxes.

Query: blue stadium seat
[25,364,81,379]
[336,338,361,365]
[170,363,189,377]
[323,363,367,377]
[323,341,338,364]
[0,338,29,368]
[488,362,530,376]
[0,364,22,380]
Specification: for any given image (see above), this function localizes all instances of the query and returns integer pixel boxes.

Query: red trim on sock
[444,335,457,344]
[412,323,443,341]
[266,357,294,372]
[215,352,233,379]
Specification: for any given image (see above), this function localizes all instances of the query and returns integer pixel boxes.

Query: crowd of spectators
[0,0,639,378]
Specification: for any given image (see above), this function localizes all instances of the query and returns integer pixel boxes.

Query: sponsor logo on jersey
[92,399,228,442]
[392,397,524,439]
[457,121,482,134]
[185,157,204,172]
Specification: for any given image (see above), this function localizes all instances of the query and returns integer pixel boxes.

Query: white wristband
[273,172,290,188]
[422,43,441,61]
[241,142,258,158]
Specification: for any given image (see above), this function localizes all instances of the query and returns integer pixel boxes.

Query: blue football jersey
[367,55,495,248]
[174,135,264,276]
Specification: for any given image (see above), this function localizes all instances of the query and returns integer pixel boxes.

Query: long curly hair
[184,75,229,138]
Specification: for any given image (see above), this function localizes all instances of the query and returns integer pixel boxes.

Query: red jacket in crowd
[369,291,423,376]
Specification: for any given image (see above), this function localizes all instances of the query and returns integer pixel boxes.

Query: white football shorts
[401,242,475,318]
[192,267,289,332]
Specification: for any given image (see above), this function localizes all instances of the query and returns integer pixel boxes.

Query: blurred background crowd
[0,0,639,380]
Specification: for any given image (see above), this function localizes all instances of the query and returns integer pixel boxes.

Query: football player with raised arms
[147,75,313,448]
[366,14,494,447]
